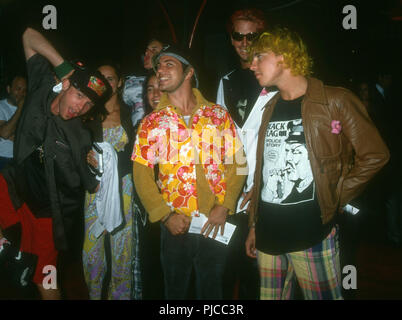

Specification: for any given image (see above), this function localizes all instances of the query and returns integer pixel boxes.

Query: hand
[87,150,98,168]
[201,205,228,239]
[165,213,191,236]
[245,227,257,258]
[16,96,25,109]
[239,189,253,210]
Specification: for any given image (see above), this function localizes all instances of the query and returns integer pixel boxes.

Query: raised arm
[22,27,64,66]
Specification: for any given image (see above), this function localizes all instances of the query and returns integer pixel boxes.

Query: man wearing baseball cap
[0,27,111,299]
[133,45,247,299]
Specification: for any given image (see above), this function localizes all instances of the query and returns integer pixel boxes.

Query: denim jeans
[160,224,228,299]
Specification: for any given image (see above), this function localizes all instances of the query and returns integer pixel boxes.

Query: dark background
[1,0,401,101]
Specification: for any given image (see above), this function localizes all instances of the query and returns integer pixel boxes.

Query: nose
[250,57,257,71]
[76,99,89,112]
[241,36,248,47]
[156,63,165,75]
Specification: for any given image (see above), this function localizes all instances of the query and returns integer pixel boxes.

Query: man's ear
[277,54,285,67]
[117,78,123,89]
[184,66,194,82]
[6,85,10,94]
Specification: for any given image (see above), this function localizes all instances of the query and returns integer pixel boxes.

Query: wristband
[54,61,74,80]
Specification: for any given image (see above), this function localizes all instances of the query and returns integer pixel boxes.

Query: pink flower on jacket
[331,120,342,134]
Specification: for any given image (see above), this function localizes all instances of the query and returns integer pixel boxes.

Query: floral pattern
[132,103,242,217]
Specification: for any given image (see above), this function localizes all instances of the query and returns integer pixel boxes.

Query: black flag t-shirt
[255,96,333,255]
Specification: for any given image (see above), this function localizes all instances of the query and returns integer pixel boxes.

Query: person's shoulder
[0,98,9,108]
[124,74,146,86]
[0,99,15,114]
[139,109,161,125]
[308,77,353,101]
[203,103,231,119]
[324,85,356,101]
[219,69,237,81]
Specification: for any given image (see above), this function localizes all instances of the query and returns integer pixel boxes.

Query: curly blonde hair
[249,27,313,76]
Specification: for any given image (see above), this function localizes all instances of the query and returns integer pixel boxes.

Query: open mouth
[67,108,77,118]
[158,76,170,86]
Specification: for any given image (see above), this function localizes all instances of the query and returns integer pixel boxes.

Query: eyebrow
[159,58,179,66]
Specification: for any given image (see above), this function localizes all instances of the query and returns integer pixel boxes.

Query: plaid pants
[257,226,343,300]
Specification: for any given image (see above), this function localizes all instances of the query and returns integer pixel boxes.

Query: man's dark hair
[6,74,27,87]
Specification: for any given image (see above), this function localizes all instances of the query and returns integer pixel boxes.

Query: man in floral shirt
[132,46,246,299]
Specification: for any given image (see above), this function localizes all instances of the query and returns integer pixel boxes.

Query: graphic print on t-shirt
[261,118,314,205]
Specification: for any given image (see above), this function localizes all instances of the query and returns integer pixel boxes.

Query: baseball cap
[68,60,112,105]
[152,45,199,88]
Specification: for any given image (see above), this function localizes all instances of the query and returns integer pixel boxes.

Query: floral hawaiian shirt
[132,89,243,217]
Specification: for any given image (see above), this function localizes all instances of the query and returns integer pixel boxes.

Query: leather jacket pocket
[310,115,342,158]
[316,156,342,211]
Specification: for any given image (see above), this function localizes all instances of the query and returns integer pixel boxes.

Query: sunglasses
[231,31,259,42]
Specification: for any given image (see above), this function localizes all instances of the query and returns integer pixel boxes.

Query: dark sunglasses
[231,31,259,42]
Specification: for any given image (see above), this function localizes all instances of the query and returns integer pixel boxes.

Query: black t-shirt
[222,68,262,127]
[255,96,333,255]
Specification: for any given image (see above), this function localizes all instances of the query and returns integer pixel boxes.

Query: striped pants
[257,226,343,300]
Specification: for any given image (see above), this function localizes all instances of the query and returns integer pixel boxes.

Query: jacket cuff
[148,204,172,223]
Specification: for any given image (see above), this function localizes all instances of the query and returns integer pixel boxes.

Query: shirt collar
[155,88,213,114]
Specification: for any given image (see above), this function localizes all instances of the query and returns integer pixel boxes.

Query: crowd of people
[0,7,399,301]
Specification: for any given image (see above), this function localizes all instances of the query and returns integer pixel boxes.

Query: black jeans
[160,224,228,299]
[223,214,260,299]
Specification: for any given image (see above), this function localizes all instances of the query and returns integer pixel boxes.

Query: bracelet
[54,61,74,80]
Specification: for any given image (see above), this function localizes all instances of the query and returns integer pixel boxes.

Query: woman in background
[136,72,164,299]
[83,63,139,299]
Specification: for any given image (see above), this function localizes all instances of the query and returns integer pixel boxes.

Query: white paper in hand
[188,213,236,245]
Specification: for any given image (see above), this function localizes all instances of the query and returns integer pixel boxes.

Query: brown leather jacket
[248,78,390,227]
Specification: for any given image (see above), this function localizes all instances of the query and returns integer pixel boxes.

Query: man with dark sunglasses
[216,7,277,300]
[218,8,267,126]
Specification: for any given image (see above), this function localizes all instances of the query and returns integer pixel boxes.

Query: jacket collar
[262,77,327,111]
[156,88,212,114]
